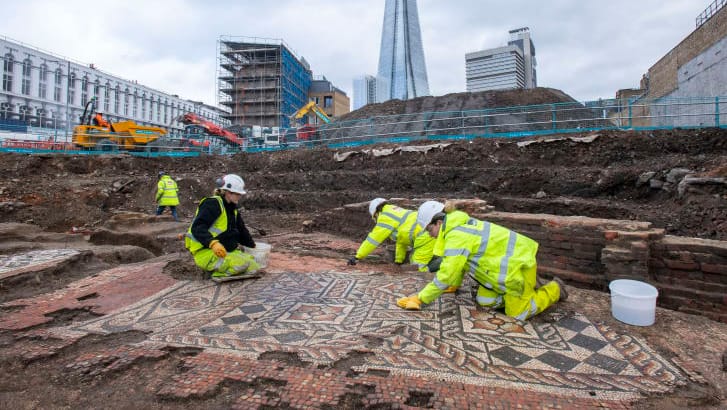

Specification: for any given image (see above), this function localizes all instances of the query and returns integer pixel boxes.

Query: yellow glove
[443,286,458,294]
[396,295,422,310]
[209,240,227,258]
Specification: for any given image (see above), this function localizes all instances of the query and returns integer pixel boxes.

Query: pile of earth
[338,87,578,121]
[0,127,724,240]
[322,87,607,140]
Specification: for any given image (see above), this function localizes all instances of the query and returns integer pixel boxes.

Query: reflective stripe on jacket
[355,204,431,262]
[420,210,538,302]
[185,196,235,253]
[156,175,179,206]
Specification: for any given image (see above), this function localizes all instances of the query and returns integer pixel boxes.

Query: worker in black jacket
[184,174,260,282]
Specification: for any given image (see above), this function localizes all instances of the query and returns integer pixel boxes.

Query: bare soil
[0,89,725,408]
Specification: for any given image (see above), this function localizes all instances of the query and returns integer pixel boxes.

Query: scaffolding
[217,36,311,128]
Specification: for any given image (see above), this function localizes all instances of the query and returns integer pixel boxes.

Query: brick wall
[650,236,727,322]
[472,211,727,323]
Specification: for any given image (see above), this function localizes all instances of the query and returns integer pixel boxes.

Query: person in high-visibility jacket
[397,201,567,320]
[347,198,439,273]
[155,171,180,221]
[184,174,260,283]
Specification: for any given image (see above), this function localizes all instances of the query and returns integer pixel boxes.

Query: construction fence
[1,96,725,156]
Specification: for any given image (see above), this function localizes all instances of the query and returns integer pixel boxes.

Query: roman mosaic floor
[72,270,685,401]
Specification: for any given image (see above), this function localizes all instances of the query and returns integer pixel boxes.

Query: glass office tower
[376,0,430,101]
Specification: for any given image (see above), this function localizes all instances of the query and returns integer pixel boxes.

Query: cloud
[3,0,712,105]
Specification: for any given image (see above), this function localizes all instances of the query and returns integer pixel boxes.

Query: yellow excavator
[72,98,168,151]
[290,100,331,127]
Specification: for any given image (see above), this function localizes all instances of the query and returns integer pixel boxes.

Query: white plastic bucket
[609,279,659,326]
[244,242,271,269]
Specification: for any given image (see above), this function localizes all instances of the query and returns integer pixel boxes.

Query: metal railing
[1,96,725,156]
[696,0,726,27]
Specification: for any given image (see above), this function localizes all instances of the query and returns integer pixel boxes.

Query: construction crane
[290,101,331,126]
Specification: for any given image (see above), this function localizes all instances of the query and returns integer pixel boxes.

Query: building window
[104,82,110,112]
[39,64,48,99]
[132,90,138,117]
[141,93,147,119]
[157,98,161,122]
[124,87,130,116]
[37,108,47,126]
[69,72,76,106]
[94,79,100,102]
[53,68,62,102]
[114,85,120,113]
[2,53,14,92]
[19,104,31,122]
[323,96,333,108]
[0,102,11,120]
[21,58,31,95]
[81,75,89,105]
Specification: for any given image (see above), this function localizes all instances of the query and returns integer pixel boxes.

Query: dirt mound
[339,87,577,121]
[324,88,605,141]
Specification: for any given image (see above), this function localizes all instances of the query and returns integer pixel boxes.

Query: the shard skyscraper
[376,0,430,101]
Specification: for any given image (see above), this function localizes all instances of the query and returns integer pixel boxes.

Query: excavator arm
[178,113,244,146]
[290,101,331,125]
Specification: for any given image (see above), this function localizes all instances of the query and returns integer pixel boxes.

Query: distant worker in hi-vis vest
[155,171,179,221]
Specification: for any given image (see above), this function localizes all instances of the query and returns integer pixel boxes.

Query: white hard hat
[220,174,246,194]
[416,201,445,228]
[368,197,387,217]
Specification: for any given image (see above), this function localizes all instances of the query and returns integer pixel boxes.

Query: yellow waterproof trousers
[475,264,560,320]
[192,248,260,278]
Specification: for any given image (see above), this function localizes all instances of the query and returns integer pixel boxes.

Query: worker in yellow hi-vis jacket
[184,174,260,283]
[396,201,568,321]
[155,171,179,221]
[347,198,440,273]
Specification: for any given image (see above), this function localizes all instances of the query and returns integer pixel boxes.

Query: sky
[2,0,713,107]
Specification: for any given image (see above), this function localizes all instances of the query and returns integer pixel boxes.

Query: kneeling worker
[397,201,567,320]
[185,174,261,282]
[348,198,440,273]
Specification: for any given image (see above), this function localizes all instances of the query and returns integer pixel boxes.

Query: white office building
[1,36,228,138]
[353,75,374,110]
[465,27,537,92]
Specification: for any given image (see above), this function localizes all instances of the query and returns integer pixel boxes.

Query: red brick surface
[0,261,176,330]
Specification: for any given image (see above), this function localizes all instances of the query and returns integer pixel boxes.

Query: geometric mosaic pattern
[0,249,80,278]
[74,271,685,400]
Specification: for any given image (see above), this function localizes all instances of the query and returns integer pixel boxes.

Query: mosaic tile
[0,249,80,279]
[73,271,686,399]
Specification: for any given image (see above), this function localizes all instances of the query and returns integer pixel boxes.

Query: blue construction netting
[279,47,311,129]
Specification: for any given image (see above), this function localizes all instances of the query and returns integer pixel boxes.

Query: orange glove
[443,286,458,294]
[209,240,227,258]
[396,295,422,310]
